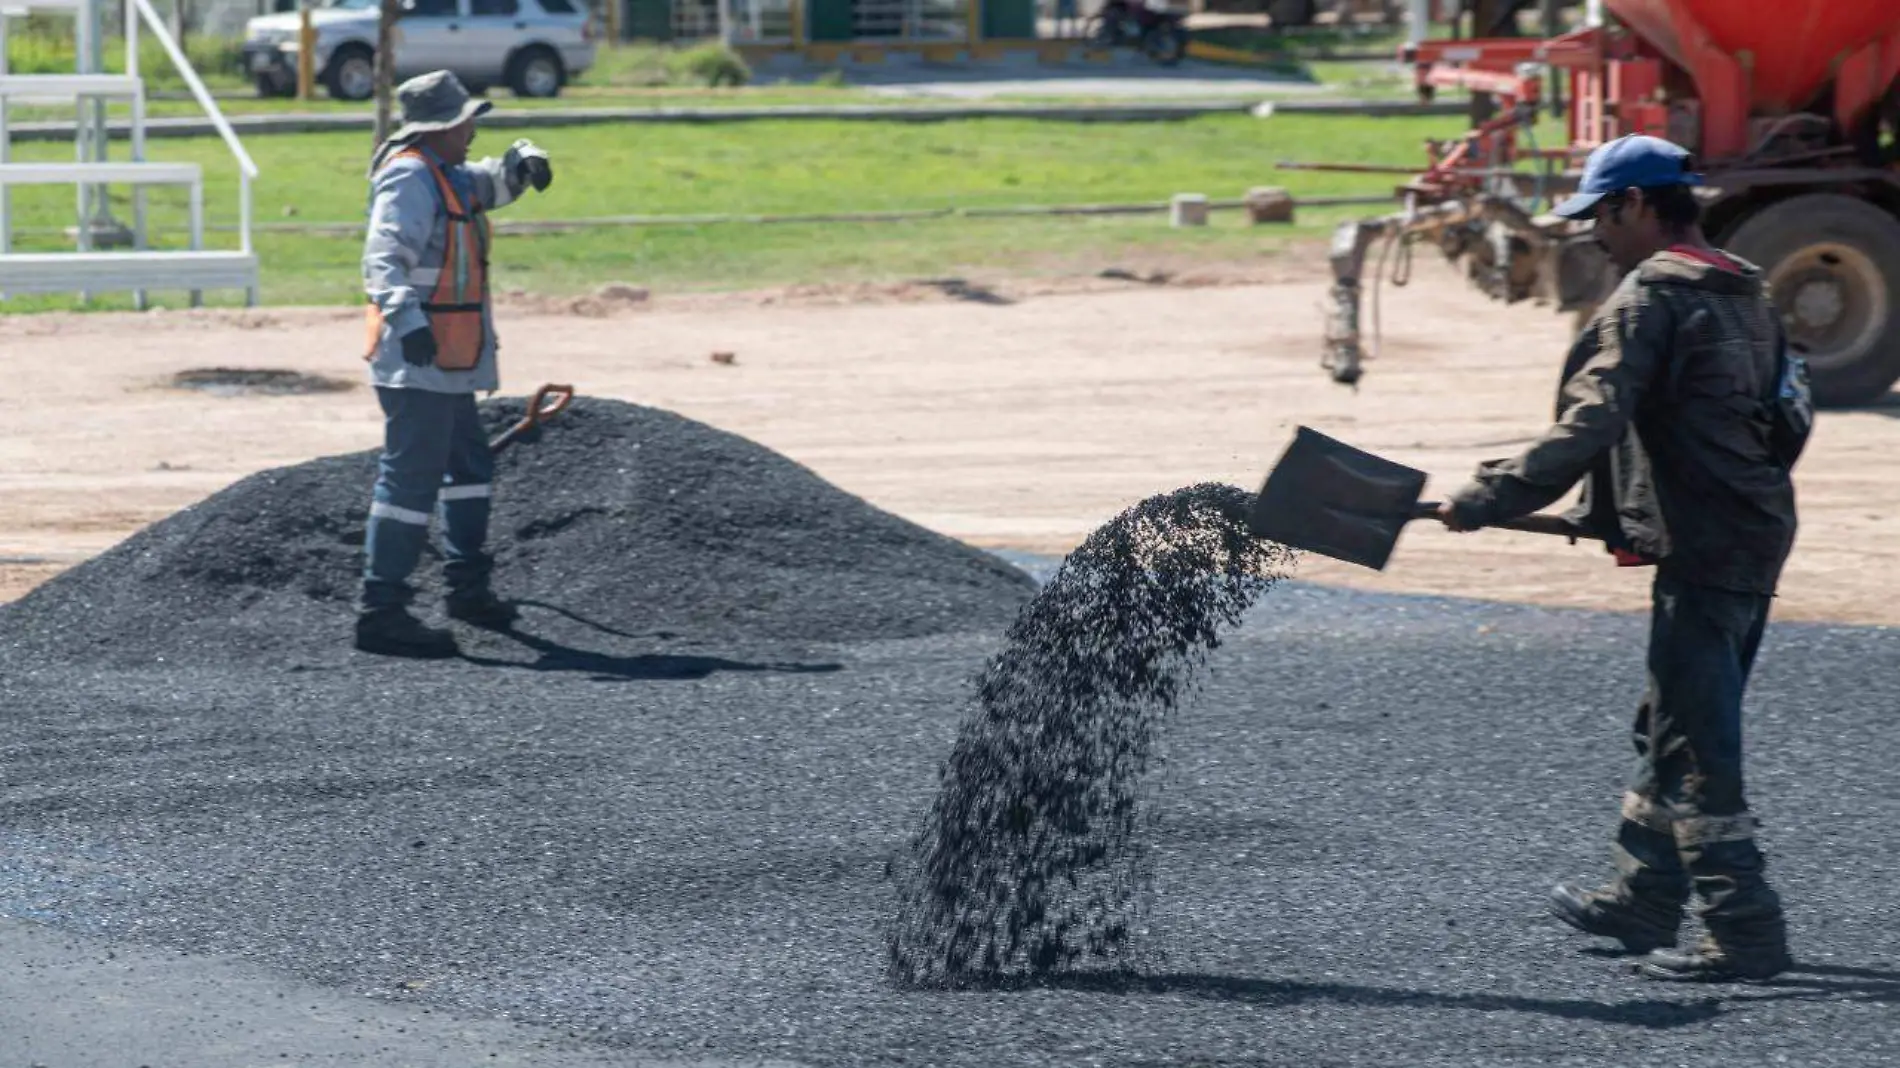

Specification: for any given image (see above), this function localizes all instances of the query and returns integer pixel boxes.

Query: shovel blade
[1247,425,1427,570]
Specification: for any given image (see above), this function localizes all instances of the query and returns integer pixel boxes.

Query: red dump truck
[1311,0,1900,407]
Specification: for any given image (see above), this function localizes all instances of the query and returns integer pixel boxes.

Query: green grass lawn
[0,110,1538,310]
[6,113,1463,225]
[0,208,1361,311]
[4,30,1433,120]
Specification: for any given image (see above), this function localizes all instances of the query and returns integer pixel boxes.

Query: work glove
[508,139,553,194]
[1436,479,1492,533]
[399,326,438,367]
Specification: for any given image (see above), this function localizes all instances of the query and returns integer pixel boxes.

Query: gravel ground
[4,572,1897,1065]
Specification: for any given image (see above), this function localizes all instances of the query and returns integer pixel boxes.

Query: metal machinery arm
[1314,26,1621,386]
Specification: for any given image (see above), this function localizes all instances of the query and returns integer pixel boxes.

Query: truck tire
[323,45,376,102]
[1722,193,1900,408]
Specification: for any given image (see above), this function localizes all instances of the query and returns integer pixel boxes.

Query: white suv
[242,0,600,101]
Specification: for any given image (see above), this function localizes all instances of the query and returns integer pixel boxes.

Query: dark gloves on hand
[522,154,552,192]
[1437,481,1492,533]
[510,139,552,193]
[400,326,438,367]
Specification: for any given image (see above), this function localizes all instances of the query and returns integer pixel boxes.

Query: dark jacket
[1448,248,1799,595]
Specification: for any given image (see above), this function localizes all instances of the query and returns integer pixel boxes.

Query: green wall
[807,0,854,41]
[982,0,1035,39]
[623,0,673,40]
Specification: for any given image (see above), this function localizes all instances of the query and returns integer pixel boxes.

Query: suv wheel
[253,72,295,98]
[324,45,376,102]
[507,46,564,98]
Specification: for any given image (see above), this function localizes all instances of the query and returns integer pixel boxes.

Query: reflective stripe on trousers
[362,387,497,610]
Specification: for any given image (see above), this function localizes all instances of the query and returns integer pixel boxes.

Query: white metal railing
[128,0,258,260]
[723,0,795,43]
[851,0,969,40]
[673,0,721,40]
[719,0,967,42]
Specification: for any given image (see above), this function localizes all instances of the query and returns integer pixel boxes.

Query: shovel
[489,383,575,455]
[1247,425,1587,570]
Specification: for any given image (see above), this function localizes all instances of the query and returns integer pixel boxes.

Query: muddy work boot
[1636,932,1792,983]
[443,587,520,630]
[1550,881,1680,953]
[354,606,459,659]
[1639,816,1793,982]
[1551,792,1689,952]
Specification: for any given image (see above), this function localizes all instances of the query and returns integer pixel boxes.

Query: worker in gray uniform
[356,69,554,659]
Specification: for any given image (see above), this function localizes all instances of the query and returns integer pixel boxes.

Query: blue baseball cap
[1552,134,1704,219]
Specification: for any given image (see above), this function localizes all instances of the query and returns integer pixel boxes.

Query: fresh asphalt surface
[3,557,1898,1065]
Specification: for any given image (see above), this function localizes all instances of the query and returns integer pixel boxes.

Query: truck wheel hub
[1792,277,1845,330]
[1768,241,1887,369]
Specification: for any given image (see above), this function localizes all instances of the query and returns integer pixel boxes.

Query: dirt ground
[6,253,1898,625]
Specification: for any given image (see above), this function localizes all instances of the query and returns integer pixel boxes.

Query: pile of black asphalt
[2,396,1896,1066]
[2,396,1036,668]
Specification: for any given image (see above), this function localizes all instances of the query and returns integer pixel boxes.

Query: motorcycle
[1087,0,1189,66]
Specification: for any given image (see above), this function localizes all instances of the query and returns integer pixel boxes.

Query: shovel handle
[1413,501,1586,540]
[489,383,575,454]
[526,383,574,424]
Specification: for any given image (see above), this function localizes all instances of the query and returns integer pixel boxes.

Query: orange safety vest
[364,147,491,371]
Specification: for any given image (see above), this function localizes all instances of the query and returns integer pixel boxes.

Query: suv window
[470,0,517,13]
[406,0,456,16]
[538,0,577,13]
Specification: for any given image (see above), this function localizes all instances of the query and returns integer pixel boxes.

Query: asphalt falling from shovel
[885,483,1296,987]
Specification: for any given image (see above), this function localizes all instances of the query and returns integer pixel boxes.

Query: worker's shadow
[457,600,843,682]
[990,971,1720,1028]
[1722,962,1900,1006]
[1577,949,1900,1003]
[1004,961,1900,1023]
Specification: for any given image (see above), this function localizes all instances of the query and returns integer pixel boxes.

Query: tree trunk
[374,0,402,146]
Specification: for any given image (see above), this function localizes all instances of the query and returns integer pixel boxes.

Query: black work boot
[1550,881,1680,953]
[354,606,459,659]
[1644,814,1792,982]
[1636,932,1791,983]
[444,586,520,630]
[1552,792,1687,952]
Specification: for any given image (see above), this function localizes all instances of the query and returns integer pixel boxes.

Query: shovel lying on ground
[489,383,575,454]
[1248,425,1589,570]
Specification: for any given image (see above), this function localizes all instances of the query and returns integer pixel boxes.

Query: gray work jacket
[362,146,520,394]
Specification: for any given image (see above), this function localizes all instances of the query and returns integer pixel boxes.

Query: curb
[175,194,1395,236]
[7,98,1465,142]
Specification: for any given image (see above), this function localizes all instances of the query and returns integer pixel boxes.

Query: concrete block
[1170,193,1209,228]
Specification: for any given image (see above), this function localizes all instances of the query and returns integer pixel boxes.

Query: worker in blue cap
[1436,133,1813,983]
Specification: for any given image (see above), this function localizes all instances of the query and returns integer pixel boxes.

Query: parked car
[241,0,600,101]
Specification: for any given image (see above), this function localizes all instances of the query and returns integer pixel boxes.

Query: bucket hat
[389,69,491,143]
[368,69,493,175]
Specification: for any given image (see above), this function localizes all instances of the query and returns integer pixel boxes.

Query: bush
[662,42,750,88]
[4,26,247,89]
[584,41,673,87]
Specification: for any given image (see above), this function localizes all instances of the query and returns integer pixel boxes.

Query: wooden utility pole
[297,4,316,101]
[374,0,403,146]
